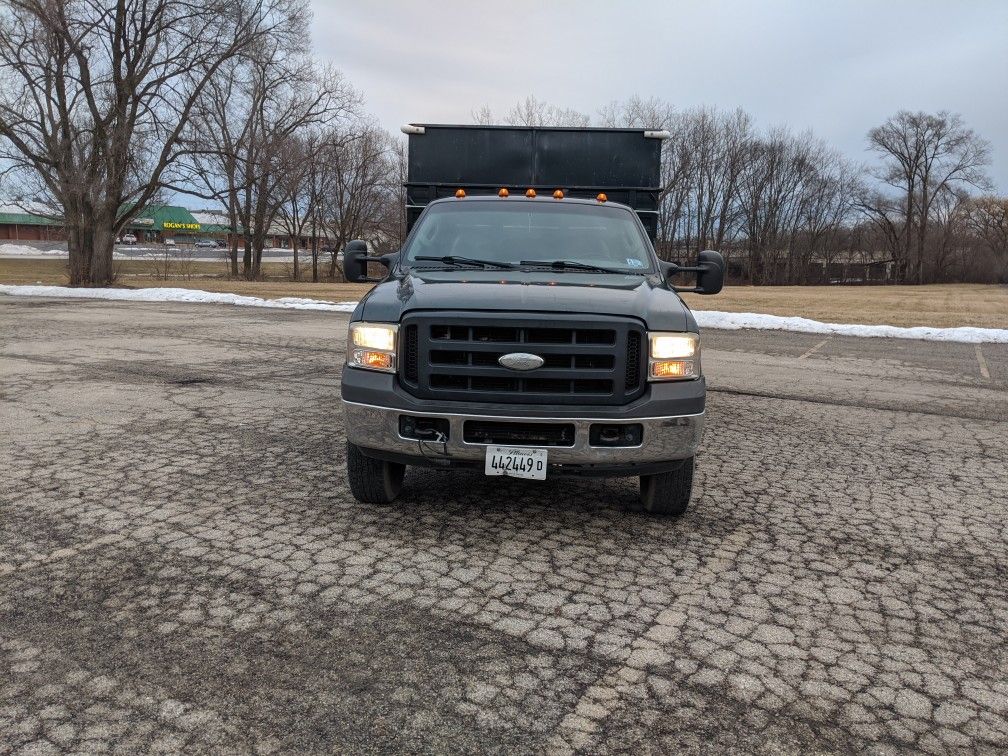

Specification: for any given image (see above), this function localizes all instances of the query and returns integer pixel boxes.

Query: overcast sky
[312,0,1008,191]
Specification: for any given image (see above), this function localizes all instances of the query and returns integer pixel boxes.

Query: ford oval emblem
[498,352,545,371]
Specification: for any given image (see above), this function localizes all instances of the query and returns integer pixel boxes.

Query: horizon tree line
[478,95,1004,285]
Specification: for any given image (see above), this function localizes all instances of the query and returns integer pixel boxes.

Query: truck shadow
[394,466,641,517]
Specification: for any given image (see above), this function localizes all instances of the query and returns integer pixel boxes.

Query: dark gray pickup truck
[340,124,723,514]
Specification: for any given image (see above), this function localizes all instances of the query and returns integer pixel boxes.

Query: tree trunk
[290,234,299,280]
[311,232,319,283]
[251,236,265,280]
[229,237,239,277]
[67,224,116,286]
[328,249,337,279]
[242,239,253,279]
[67,227,90,286]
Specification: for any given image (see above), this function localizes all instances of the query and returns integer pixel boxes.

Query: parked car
[163,237,176,246]
[121,233,137,245]
[194,239,217,249]
[340,124,724,515]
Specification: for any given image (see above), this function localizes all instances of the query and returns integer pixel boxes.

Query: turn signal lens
[355,350,393,370]
[647,332,700,381]
[650,360,694,379]
[596,192,608,202]
[498,187,509,197]
[525,188,536,198]
[552,189,564,199]
[454,188,466,198]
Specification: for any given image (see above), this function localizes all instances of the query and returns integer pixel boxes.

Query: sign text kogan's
[163,222,200,231]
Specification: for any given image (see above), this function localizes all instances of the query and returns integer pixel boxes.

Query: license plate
[484,446,548,480]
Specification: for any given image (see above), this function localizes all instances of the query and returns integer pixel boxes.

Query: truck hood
[357,269,697,332]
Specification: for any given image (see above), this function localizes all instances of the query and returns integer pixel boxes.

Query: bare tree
[275,134,315,280]
[179,44,357,279]
[372,137,408,254]
[323,123,394,277]
[964,196,1008,258]
[0,0,303,285]
[479,95,590,128]
[471,105,495,126]
[866,110,991,283]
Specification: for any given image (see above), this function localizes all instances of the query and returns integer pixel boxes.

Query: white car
[121,234,137,244]
[164,238,176,246]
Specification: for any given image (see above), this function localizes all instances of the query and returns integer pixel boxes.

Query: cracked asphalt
[1,296,1006,754]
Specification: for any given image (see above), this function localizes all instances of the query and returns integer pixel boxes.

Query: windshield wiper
[414,255,516,270]
[519,259,640,275]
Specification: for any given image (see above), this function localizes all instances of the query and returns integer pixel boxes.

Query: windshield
[402,201,655,273]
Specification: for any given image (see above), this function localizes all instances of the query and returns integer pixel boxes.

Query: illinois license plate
[484,446,548,480]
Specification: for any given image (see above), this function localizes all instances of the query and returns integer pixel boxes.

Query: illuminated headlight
[347,322,398,373]
[648,332,700,381]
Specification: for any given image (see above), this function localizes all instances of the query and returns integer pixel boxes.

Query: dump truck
[340,124,723,514]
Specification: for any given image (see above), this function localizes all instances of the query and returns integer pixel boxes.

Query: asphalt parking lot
[2,297,1006,754]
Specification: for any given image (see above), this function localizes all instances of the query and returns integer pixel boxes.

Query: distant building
[0,202,328,249]
[0,203,65,241]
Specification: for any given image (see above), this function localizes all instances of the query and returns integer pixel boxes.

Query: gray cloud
[313,0,1008,190]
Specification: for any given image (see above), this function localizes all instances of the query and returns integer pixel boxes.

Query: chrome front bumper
[342,400,704,466]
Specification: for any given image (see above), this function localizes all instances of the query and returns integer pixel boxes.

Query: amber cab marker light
[525,188,536,198]
[596,192,608,203]
[552,189,564,200]
[454,188,466,198]
[498,187,509,198]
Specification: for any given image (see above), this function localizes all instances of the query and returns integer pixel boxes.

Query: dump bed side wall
[405,126,662,242]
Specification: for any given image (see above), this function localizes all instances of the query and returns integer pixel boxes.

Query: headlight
[648,332,699,381]
[347,322,398,373]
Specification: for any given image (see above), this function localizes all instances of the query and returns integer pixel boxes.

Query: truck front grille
[403,324,419,382]
[398,313,647,406]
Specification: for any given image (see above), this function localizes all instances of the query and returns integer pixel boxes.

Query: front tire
[346,441,405,504]
[638,457,694,515]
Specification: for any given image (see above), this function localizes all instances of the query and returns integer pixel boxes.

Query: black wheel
[346,441,405,504]
[638,457,694,515]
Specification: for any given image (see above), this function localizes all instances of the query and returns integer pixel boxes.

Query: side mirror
[342,240,370,283]
[659,250,724,295]
[342,241,398,283]
[696,250,724,295]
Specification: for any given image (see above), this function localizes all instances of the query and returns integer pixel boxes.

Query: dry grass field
[682,284,1008,329]
[2,257,1005,329]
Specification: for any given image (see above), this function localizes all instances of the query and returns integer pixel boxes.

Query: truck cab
[341,124,723,515]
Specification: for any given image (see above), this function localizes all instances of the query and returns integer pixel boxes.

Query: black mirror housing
[342,240,370,283]
[696,250,724,295]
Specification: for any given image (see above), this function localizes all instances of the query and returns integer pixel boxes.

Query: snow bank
[0,243,66,256]
[693,310,1008,344]
[0,284,357,312]
[1,284,1005,343]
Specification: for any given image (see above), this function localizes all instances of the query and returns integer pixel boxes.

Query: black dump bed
[403,124,666,242]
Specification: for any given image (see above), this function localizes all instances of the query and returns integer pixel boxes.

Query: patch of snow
[0,284,357,312]
[693,310,1008,344]
[0,243,66,256]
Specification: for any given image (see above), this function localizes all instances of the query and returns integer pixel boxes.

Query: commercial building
[0,203,324,248]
